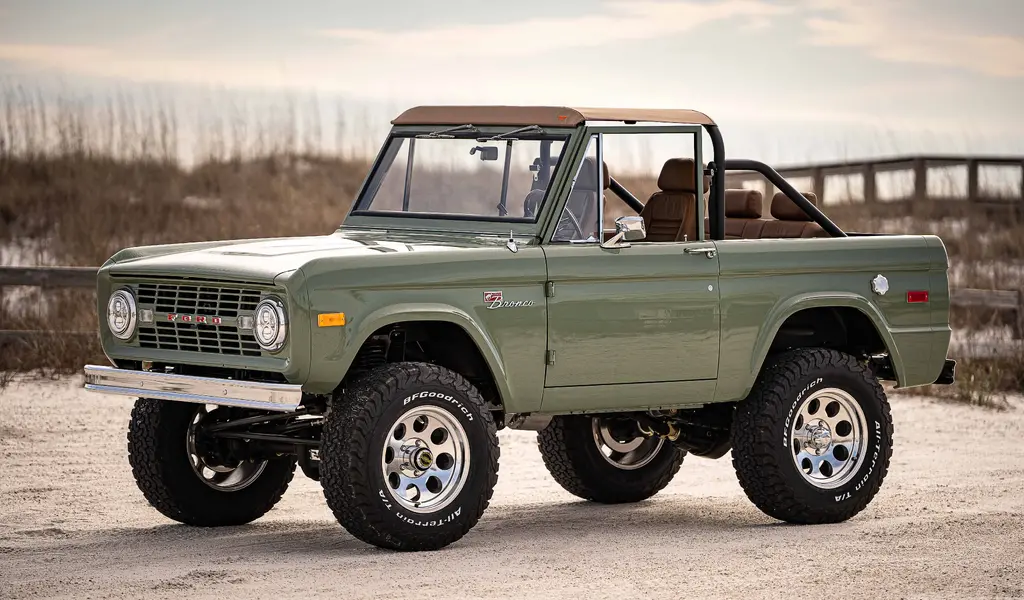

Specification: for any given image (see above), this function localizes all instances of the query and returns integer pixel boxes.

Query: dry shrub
[0,153,370,266]
[0,288,104,388]
[910,356,1023,410]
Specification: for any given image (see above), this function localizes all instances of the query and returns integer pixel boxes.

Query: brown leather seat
[760,192,828,238]
[640,158,707,242]
[723,189,765,239]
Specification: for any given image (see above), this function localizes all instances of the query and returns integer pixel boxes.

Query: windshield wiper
[417,124,478,139]
[479,125,545,141]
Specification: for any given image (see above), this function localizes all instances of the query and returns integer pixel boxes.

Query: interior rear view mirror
[470,146,499,161]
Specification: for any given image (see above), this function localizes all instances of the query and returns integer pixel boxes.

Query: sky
[1,0,1023,164]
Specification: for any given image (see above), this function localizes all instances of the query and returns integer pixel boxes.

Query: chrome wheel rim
[381,405,469,514]
[592,418,664,470]
[790,388,868,490]
[186,405,267,492]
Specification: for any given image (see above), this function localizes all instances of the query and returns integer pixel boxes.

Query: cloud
[0,43,315,90]
[801,1,1024,78]
[0,1,792,96]
[318,1,790,58]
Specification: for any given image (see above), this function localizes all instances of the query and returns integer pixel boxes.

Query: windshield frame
[342,125,580,236]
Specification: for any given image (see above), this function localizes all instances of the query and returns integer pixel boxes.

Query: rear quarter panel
[714,234,951,403]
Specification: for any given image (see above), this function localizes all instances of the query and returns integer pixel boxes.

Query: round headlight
[107,289,137,341]
[253,297,287,352]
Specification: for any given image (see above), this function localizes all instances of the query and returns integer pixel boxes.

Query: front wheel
[538,415,685,504]
[731,348,893,524]
[127,399,296,526]
[320,362,499,551]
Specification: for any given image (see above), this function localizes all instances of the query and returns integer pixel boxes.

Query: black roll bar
[705,125,726,240]
[723,159,847,238]
[608,177,645,213]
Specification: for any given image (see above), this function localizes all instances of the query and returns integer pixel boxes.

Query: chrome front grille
[136,282,263,356]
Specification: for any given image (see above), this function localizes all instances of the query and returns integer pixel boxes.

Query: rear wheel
[538,415,685,504]
[127,399,296,526]
[731,348,893,524]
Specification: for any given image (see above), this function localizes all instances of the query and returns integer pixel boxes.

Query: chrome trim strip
[83,365,301,412]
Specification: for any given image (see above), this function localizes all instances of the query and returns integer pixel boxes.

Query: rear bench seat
[725,189,764,238]
[761,192,828,238]
[705,190,827,239]
[704,189,765,239]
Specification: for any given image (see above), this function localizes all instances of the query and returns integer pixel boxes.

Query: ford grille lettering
[167,314,223,325]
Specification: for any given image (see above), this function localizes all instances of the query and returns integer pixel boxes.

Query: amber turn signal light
[318,312,346,327]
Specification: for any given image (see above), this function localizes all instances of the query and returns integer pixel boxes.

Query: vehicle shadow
[13,495,780,562]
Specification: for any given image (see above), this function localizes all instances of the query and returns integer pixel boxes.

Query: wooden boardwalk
[724,154,1024,217]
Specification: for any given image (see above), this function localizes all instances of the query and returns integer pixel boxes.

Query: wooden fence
[724,154,1024,217]
[0,267,97,345]
[1,266,1021,342]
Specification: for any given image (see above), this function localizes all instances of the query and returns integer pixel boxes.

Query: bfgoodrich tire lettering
[731,348,894,524]
[127,399,296,527]
[320,362,499,551]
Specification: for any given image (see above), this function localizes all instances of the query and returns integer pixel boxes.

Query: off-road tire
[732,348,893,524]
[537,415,685,503]
[320,362,499,551]
[127,398,296,526]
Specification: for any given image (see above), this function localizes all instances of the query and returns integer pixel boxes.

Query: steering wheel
[554,205,587,241]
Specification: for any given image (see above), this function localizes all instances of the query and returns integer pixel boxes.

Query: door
[543,241,721,389]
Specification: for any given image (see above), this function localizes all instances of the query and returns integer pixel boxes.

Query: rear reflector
[907,291,929,303]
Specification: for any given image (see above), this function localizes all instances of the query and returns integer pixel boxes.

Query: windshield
[353,132,569,222]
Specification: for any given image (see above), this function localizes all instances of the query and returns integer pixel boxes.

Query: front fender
[305,303,511,405]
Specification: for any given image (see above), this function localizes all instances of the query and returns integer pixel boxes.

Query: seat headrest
[725,189,763,218]
[577,156,610,191]
[657,158,710,194]
[771,191,817,221]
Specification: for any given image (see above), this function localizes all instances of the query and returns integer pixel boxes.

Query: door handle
[684,246,717,259]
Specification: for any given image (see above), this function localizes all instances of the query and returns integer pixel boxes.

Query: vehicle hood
[103,231,519,283]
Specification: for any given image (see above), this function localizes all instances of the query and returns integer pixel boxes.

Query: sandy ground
[1,378,1022,600]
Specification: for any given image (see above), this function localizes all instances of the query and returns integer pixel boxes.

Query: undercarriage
[184,397,735,487]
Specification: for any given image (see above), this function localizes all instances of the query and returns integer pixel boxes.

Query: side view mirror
[601,215,646,249]
[470,146,499,161]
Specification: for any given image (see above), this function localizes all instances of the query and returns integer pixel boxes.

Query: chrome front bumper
[83,365,302,412]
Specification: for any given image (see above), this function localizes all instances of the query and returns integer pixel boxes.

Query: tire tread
[537,416,684,504]
[731,348,893,524]
[320,362,499,551]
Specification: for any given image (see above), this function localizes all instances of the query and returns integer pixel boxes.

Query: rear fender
[749,293,903,389]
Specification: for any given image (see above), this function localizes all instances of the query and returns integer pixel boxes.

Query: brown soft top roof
[391,106,715,127]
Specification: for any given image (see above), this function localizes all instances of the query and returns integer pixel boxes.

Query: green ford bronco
[85,106,955,551]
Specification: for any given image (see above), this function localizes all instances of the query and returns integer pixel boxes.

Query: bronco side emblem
[483,290,535,310]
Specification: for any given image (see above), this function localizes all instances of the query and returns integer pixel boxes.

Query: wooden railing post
[1019,161,1024,201]
[966,159,979,201]
[863,163,876,203]
[1017,288,1024,341]
[913,158,928,202]
[811,167,825,201]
